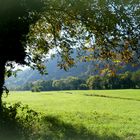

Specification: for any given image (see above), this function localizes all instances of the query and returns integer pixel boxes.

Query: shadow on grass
[0,102,41,140]
[0,103,23,140]
[0,102,122,140]
[41,115,122,140]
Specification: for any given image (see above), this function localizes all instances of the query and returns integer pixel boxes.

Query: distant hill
[6,56,140,89]
[5,58,94,89]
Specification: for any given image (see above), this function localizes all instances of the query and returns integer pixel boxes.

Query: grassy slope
[3,89,140,140]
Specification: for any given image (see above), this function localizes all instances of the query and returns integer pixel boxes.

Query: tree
[0,0,45,110]
[131,70,140,88]
[52,79,66,90]
[0,0,140,108]
[26,0,140,74]
[119,72,134,89]
[31,80,53,91]
[65,76,82,90]
[86,75,102,89]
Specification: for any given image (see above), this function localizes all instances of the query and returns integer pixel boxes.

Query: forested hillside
[6,56,140,90]
[6,57,95,89]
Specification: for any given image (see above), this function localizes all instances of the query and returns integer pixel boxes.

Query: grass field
[2,89,140,140]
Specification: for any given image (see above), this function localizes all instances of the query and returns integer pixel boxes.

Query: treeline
[15,70,140,91]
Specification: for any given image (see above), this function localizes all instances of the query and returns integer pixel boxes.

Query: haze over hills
[6,56,140,90]
[5,58,94,89]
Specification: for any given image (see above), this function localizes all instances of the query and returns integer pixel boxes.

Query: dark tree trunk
[0,60,6,112]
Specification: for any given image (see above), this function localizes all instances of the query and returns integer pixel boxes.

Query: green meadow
[2,89,140,140]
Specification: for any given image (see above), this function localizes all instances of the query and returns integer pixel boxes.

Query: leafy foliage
[1,0,139,75]
[0,102,41,140]
[26,0,140,73]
